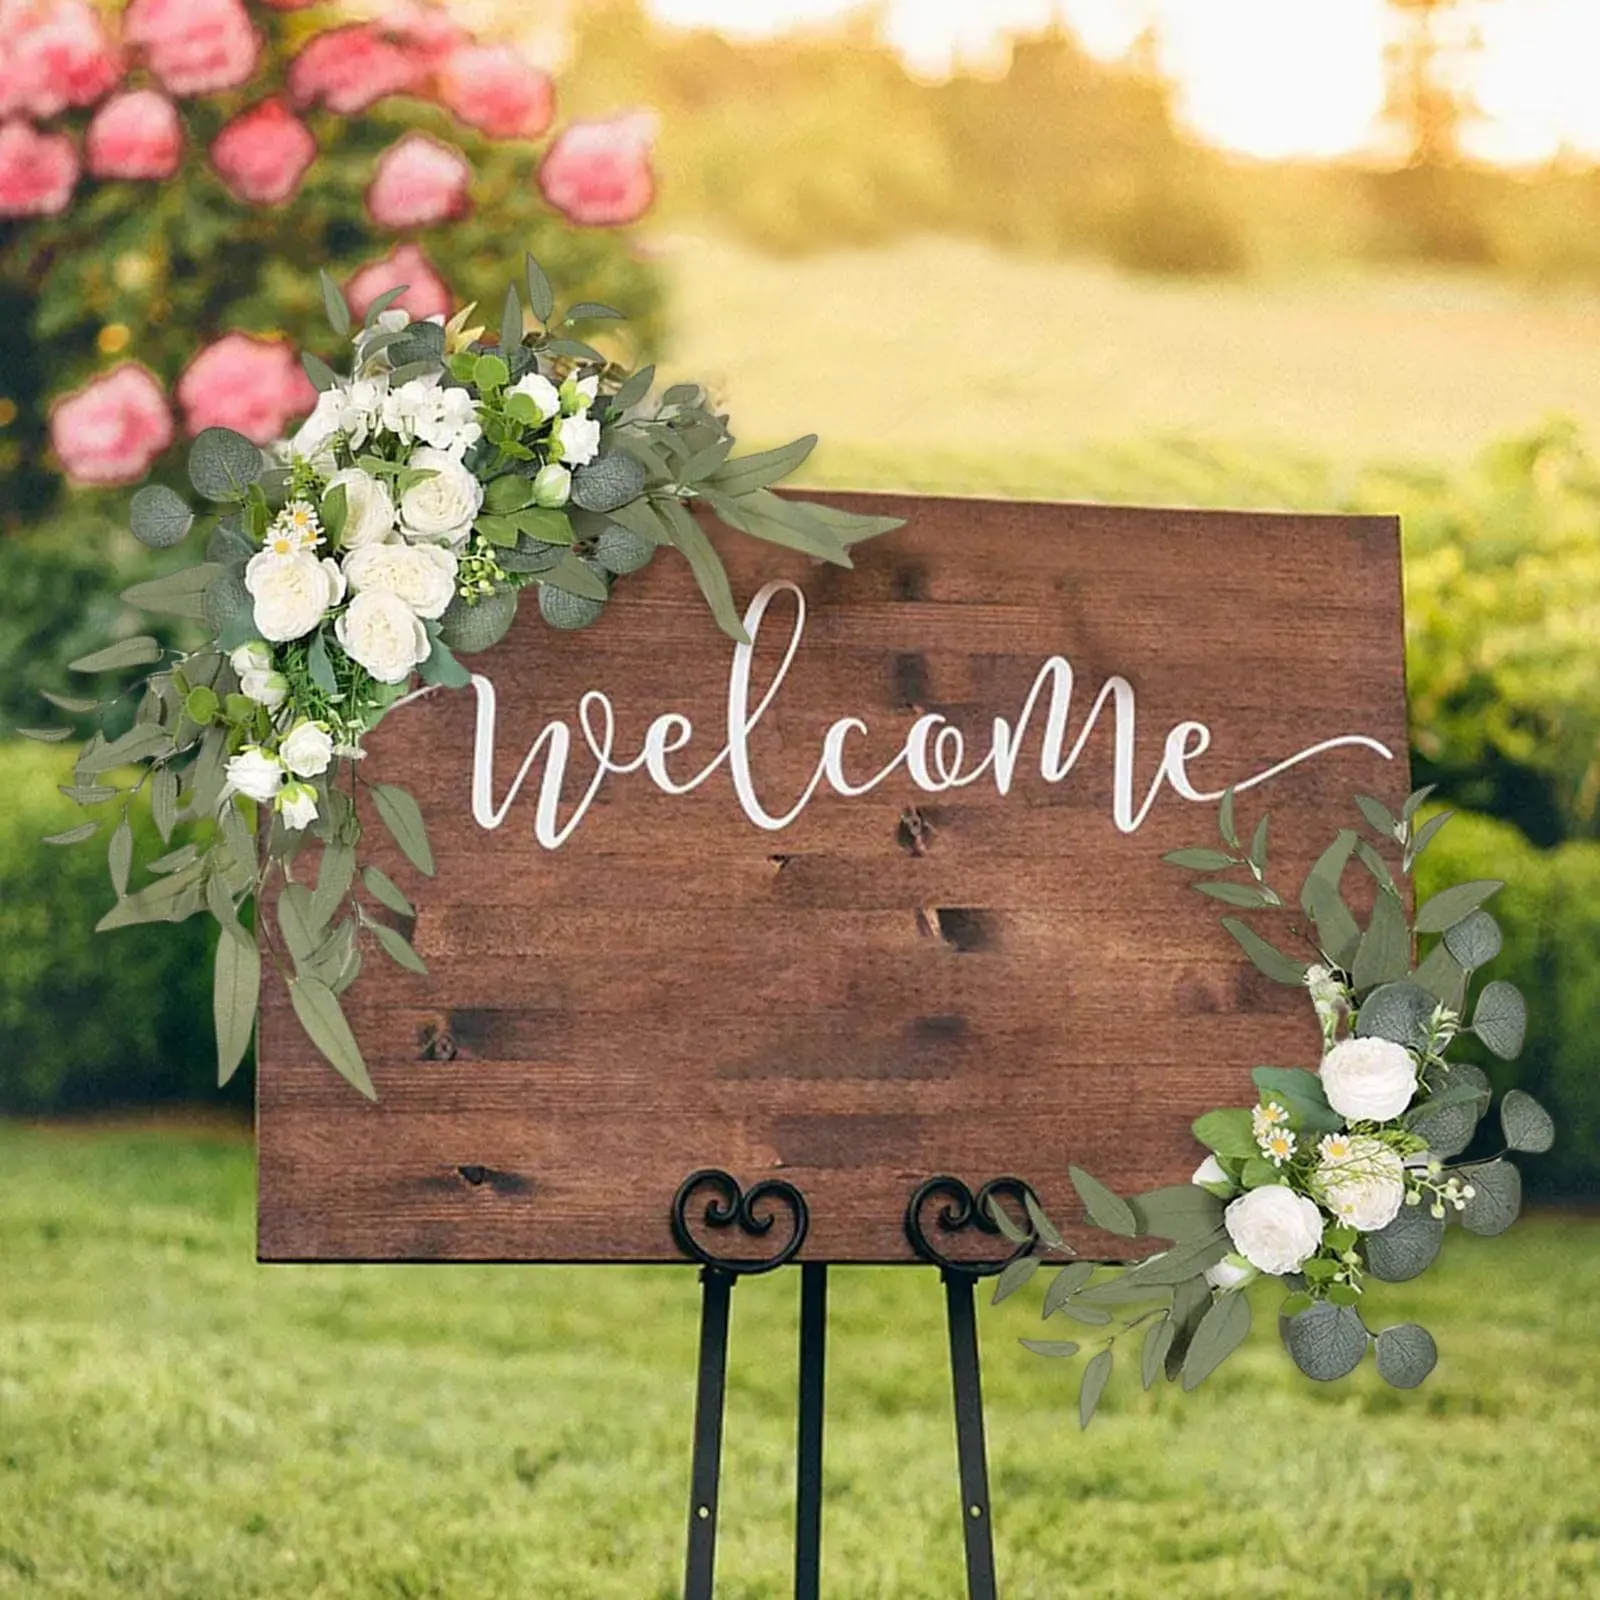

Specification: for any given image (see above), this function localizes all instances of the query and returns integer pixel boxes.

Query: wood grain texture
[257,492,1409,1264]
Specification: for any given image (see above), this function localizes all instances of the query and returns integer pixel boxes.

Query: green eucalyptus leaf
[439,590,518,654]
[369,918,428,975]
[1500,1088,1555,1153]
[213,927,259,1087]
[1472,980,1526,1059]
[611,363,654,411]
[188,427,264,502]
[108,818,133,897]
[45,821,100,846]
[1364,1203,1444,1282]
[1019,1339,1080,1359]
[17,726,72,743]
[1042,1261,1095,1317]
[1129,1184,1224,1243]
[524,254,554,323]
[1354,981,1436,1050]
[990,1253,1040,1306]
[1414,880,1503,935]
[1141,1315,1174,1390]
[289,976,374,1099]
[319,268,351,337]
[372,783,435,876]
[707,434,817,499]
[655,497,749,645]
[1409,1062,1489,1158]
[571,452,648,514]
[362,865,415,918]
[1374,1323,1438,1389]
[538,583,607,631]
[1281,1301,1369,1381]
[70,636,163,674]
[1181,1288,1251,1391]
[1068,1166,1137,1236]
[1162,848,1237,870]
[1221,916,1307,985]
[1351,889,1409,992]
[129,484,195,548]
[593,525,655,576]
[1443,909,1502,971]
[1078,1348,1113,1428]
[1459,1158,1521,1236]
[301,351,339,392]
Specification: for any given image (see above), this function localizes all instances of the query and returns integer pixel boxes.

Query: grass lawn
[0,1122,1595,1598]
[661,235,1600,481]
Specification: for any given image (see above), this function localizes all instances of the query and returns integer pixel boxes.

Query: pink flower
[436,44,553,141]
[0,0,121,120]
[86,90,182,181]
[288,25,419,116]
[366,133,471,230]
[176,333,316,445]
[259,0,315,8]
[124,0,260,98]
[538,113,655,228]
[0,119,78,217]
[378,1,469,67]
[49,364,174,487]
[346,243,451,323]
[210,99,317,206]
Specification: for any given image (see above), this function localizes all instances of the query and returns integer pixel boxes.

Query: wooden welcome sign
[257,493,1408,1264]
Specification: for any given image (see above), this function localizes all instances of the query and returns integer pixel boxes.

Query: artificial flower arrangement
[23,257,900,1094]
[991,788,1553,1422]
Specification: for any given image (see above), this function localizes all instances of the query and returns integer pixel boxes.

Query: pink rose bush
[0,119,78,215]
[176,333,316,444]
[435,44,553,141]
[366,132,470,229]
[124,0,260,98]
[539,113,656,227]
[48,363,174,485]
[0,0,119,120]
[210,98,317,205]
[346,243,451,322]
[3,0,657,494]
[86,89,181,180]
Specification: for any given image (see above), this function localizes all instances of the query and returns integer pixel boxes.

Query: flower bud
[532,462,572,507]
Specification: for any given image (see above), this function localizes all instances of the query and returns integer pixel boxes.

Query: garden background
[1,2,1596,1595]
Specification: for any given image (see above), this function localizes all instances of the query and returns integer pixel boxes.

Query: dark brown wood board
[257,492,1409,1264]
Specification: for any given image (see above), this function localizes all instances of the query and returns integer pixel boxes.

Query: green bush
[1415,808,1600,1198]
[0,740,226,1113]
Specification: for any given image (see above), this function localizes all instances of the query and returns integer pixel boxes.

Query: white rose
[335,590,431,684]
[280,720,335,779]
[245,551,347,643]
[1191,1154,1235,1197]
[1224,1185,1324,1276]
[556,413,600,467]
[417,385,482,454]
[278,781,319,831]
[1319,1036,1419,1123]
[1314,1135,1406,1233]
[399,446,483,546]
[230,641,273,676]
[1204,1254,1257,1292]
[241,668,288,710]
[225,746,284,804]
[510,371,560,421]
[343,540,458,620]
[326,466,396,551]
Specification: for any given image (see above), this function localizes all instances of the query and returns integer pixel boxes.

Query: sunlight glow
[644,0,1600,166]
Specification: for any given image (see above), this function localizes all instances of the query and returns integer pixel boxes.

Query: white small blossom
[381,377,482,456]
[280,720,335,779]
[561,370,600,413]
[264,500,323,557]
[277,781,319,831]
[225,746,284,804]
[556,413,600,467]
[1260,1128,1296,1167]
[532,462,571,507]
[230,641,273,677]
[1204,1254,1257,1292]
[509,371,560,422]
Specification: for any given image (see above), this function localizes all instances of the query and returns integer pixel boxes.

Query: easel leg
[794,1263,827,1600]
[685,1266,734,1600]
[943,1269,998,1600]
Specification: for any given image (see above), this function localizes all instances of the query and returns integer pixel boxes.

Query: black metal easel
[670,1169,1037,1600]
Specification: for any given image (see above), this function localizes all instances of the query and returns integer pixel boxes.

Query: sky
[643,0,1600,166]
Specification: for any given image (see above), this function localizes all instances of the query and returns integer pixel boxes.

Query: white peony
[277,781,319,831]
[1204,1253,1257,1292]
[1224,1185,1324,1276]
[335,590,431,683]
[280,720,335,779]
[230,641,273,677]
[1191,1154,1235,1197]
[326,466,396,551]
[240,669,288,710]
[532,462,571,507]
[1313,1135,1406,1233]
[225,746,284,804]
[510,371,560,421]
[556,413,600,467]
[343,541,458,620]
[398,446,483,546]
[245,551,346,643]
[1319,1036,1419,1123]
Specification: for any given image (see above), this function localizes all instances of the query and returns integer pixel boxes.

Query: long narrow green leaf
[655,497,749,645]
[371,783,435,876]
[213,928,259,1086]
[289,976,374,1099]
